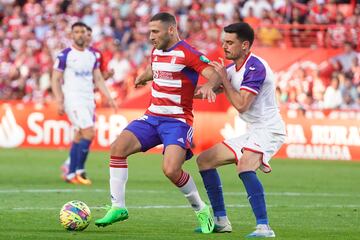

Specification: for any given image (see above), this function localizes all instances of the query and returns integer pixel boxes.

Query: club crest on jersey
[200,55,210,63]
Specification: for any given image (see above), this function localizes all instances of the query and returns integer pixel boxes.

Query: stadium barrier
[1,102,359,161]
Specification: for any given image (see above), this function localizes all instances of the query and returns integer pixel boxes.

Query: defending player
[95,12,221,233]
[196,22,286,237]
[52,22,116,185]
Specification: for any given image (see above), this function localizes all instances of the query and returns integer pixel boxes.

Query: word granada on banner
[110,156,128,168]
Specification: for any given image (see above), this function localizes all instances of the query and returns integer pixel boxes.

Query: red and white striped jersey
[145,40,209,126]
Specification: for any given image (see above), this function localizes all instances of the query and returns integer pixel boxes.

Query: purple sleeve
[53,48,71,71]
[89,49,100,70]
[93,59,100,70]
[240,57,266,95]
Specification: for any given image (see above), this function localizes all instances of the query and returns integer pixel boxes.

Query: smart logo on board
[0,107,25,148]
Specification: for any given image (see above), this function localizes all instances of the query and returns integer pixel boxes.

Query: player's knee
[196,153,207,170]
[237,158,259,172]
[110,142,126,157]
[81,128,95,140]
[196,151,216,170]
[162,165,181,182]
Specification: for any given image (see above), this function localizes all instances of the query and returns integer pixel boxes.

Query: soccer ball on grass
[59,200,91,231]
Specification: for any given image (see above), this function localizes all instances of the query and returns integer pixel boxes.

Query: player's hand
[196,83,216,103]
[209,58,227,82]
[108,69,115,79]
[134,76,147,88]
[57,101,65,116]
[109,98,118,113]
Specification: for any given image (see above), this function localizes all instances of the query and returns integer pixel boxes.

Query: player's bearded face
[149,21,171,50]
[71,26,86,48]
[222,33,243,60]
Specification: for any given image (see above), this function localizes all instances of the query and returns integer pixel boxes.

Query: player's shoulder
[57,47,72,57]
[245,54,268,72]
[176,40,203,56]
[88,46,101,58]
[88,46,100,54]
[226,63,236,70]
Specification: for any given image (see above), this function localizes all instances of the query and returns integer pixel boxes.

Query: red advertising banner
[1,102,359,161]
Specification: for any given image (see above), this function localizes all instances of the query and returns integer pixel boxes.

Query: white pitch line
[0,189,358,198]
[0,204,359,212]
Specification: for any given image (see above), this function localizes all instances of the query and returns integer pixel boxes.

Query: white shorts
[65,104,95,129]
[223,128,285,173]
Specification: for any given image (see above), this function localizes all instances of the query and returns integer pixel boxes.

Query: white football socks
[110,167,128,208]
[178,175,205,211]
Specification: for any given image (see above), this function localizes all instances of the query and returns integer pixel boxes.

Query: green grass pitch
[0,148,359,239]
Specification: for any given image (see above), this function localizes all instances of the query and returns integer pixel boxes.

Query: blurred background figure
[0,0,358,110]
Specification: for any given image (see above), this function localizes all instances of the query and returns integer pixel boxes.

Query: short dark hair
[71,22,87,30]
[224,22,255,47]
[150,12,176,25]
[86,25,92,32]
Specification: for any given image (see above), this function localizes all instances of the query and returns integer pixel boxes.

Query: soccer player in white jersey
[196,22,286,237]
[52,22,116,185]
[95,12,221,233]
[60,25,115,177]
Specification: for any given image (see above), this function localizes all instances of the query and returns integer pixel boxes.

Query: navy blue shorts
[124,115,194,160]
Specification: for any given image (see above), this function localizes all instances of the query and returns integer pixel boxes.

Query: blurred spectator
[108,50,132,86]
[326,13,347,48]
[309,1,330,24]
[275,0,308,24]
[241,0,272,19]
[340,76,358,101]
[257,18,282,47]
[243,7,261,28]
[330,42,358,72]
[0,0,359,111]
[323,76,342,109]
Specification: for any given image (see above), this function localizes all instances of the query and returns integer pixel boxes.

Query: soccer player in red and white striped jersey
[95,12,221,233]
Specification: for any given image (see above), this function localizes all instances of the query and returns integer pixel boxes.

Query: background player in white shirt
[60,25,115,177]
[196,22,286,237]
[52,22,116,185]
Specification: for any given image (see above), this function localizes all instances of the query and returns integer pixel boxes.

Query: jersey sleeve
[240,61,266,95]
[90,50,100,70]
[183,44,209,73]
[53,49,69,72]
[93,57,100,70]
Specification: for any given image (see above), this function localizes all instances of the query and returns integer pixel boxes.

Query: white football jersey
[226,53,285,134]
[53,46,99,106]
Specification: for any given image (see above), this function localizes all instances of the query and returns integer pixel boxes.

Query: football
[59,200,91,231]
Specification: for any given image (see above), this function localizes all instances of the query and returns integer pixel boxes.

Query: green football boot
[95,206,129,227]
[195,204,214,234]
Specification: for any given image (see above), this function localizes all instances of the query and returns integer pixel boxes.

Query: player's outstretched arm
[195,66,222,102]
[51,70,65,115]
[93,68,118,112]
[135,65,153,88]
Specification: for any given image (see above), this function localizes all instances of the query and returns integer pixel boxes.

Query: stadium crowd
[0,0,359,110]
